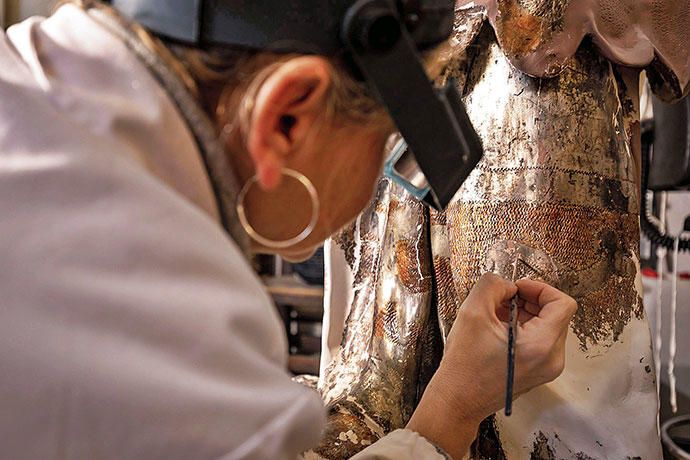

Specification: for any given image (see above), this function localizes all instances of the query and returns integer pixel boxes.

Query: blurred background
[1,0,53,26]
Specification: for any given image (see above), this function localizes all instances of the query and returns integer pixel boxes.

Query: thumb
[516,279,577,328]
[466,273,518,316]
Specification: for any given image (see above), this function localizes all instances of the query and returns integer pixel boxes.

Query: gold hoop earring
[236,168,320,249]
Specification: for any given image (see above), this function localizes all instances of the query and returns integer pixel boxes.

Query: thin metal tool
[483,240,560,417]
[505,256,520,416]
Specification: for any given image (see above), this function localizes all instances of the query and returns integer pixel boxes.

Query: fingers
[521,301,541,317]
[462,274,518,324]
[515,279,577,327]
[496,303,538,324]
[469,273,518,306]
[515,278,561,305]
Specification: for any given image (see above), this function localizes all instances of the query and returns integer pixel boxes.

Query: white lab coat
[0,5,444,460]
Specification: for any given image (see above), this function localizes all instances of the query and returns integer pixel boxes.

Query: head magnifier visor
[110,0,484,210]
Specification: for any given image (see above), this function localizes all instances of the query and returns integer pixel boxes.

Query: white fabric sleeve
[348,430,450,460]
[0,110,325,459]
[0,9,326,459]
[297,429,449,460]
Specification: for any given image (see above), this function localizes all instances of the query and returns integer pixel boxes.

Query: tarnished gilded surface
[449,203,643,350]
[315,14,662,460]
[483,241,560,286]
[445,27,643,352]
[442,26,660,459]
[455,0,690,100]
[307,180,438,459]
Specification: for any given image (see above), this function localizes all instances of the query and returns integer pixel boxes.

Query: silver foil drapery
[305,2,689,457]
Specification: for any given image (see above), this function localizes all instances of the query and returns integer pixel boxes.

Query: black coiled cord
[640,131,690,252]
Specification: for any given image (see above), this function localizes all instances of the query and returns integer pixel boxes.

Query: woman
[0,1,577,458]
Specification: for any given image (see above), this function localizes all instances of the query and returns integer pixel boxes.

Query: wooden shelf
[288,354,320,376]
[263,275,324,318]
[263,273,323,376]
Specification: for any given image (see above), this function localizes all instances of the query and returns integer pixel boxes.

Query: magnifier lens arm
[344,0,483,211]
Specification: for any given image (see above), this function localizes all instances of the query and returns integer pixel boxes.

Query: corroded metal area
[314,11,663,460]
[442,26,659,459]
[308,180,438,458]
[445,27,643,352]
[483,241,559,286]
[455,0,690,100]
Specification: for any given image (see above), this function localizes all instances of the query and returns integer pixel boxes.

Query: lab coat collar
[87,6,251,256]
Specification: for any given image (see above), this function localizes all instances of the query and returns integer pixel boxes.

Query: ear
[247,56,332,189]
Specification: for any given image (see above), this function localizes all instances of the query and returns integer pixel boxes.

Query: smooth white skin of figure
[220,56,578,458]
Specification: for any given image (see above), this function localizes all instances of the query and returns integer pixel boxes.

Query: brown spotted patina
[444,26,645,352]
[531,432,556,460]
[395,240,433,294]
[305,180,438,459]
[308,2,677,457]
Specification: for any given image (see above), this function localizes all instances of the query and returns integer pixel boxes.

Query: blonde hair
[64,0,391,143]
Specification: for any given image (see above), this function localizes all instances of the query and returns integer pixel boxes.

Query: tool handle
[505,300,518,416]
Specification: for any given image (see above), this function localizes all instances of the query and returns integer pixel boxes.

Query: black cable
[640,131,690,252]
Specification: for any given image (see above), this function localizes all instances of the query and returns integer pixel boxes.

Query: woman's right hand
[407,273,578,458]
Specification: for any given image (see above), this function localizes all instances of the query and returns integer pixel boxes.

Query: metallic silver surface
[444,26,659,458]
[483,241,559,286]
[307,180,437,459]
[313,9,661,460]
[454,0,690,100]
[446,27,642,352]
